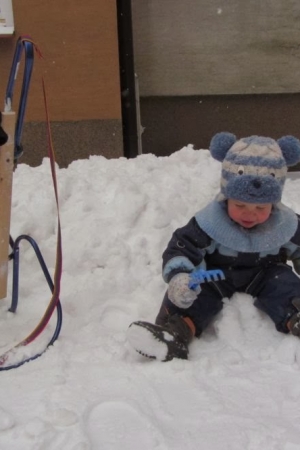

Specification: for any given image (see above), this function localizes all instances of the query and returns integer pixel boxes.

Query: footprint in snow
[0,406,15,431]
[47,408,79,427]
[85,400,161,450]
[276,335,300,365]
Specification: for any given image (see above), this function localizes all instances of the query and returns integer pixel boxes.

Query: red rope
[21,77,62,345]
[0,37,63,365]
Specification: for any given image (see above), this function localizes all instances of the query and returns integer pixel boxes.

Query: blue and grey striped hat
[209,132,300,204]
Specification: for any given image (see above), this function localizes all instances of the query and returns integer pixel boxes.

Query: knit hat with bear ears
[209,132,300,204]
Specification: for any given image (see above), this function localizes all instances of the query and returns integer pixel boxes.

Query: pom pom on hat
[209,132,300,204]
[210,132,237,162]
[277,135,300,167]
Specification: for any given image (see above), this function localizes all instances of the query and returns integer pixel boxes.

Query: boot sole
[127,322,170,361]
[127,321,188,361]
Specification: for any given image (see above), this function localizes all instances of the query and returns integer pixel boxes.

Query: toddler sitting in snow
[127,132,300,361]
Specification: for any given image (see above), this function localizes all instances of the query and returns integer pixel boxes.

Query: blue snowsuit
[156,199,300,336]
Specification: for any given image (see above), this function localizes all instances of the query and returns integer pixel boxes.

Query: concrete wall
[131,0,300,169]
[132,0,300,96]
[0,0,122,167]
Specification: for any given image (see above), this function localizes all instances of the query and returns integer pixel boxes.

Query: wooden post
[0,111,15,299]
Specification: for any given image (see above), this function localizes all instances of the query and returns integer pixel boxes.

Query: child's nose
[244,208,256,216]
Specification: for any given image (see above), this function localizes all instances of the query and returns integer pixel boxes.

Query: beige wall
[132,0,300,96]
[0,0,123,166]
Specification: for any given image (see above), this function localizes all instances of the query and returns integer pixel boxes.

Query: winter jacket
[162,199,300,288]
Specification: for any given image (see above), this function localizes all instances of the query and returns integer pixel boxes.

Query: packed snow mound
[1,147,300,449]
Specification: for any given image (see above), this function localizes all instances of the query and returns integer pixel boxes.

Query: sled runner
[0,36,62,370]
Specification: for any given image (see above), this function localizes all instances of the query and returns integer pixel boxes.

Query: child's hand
[168,273,201,309]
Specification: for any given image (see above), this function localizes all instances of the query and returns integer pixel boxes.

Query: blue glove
[168,273,201,309]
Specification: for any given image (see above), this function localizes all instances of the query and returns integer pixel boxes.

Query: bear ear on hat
[277,135,300,167]
[209,132,237,162]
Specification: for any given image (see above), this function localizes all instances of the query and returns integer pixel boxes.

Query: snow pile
[0,146,300,449]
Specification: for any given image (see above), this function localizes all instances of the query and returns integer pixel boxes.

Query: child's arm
[291,255,300,275]
[162,217,211,283]
[289,214,300,274]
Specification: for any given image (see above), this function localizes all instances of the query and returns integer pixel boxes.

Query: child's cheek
[258,210,271,223]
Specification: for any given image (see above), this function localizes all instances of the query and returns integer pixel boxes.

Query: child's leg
[156,282,225,337]
[127,282,227,361]
[250,264,300,333]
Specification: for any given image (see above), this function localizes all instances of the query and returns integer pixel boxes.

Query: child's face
[227,199,272,228]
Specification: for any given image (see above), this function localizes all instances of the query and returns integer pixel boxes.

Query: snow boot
[287,298,300,337]
[127,314,194,362]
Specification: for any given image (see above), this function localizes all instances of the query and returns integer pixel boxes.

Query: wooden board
[0,111,15,299]
[0,0,121,121]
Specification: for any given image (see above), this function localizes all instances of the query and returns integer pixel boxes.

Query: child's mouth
[241,220,256,228]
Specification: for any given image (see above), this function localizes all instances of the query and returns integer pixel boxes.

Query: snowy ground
[0,146,300,449]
